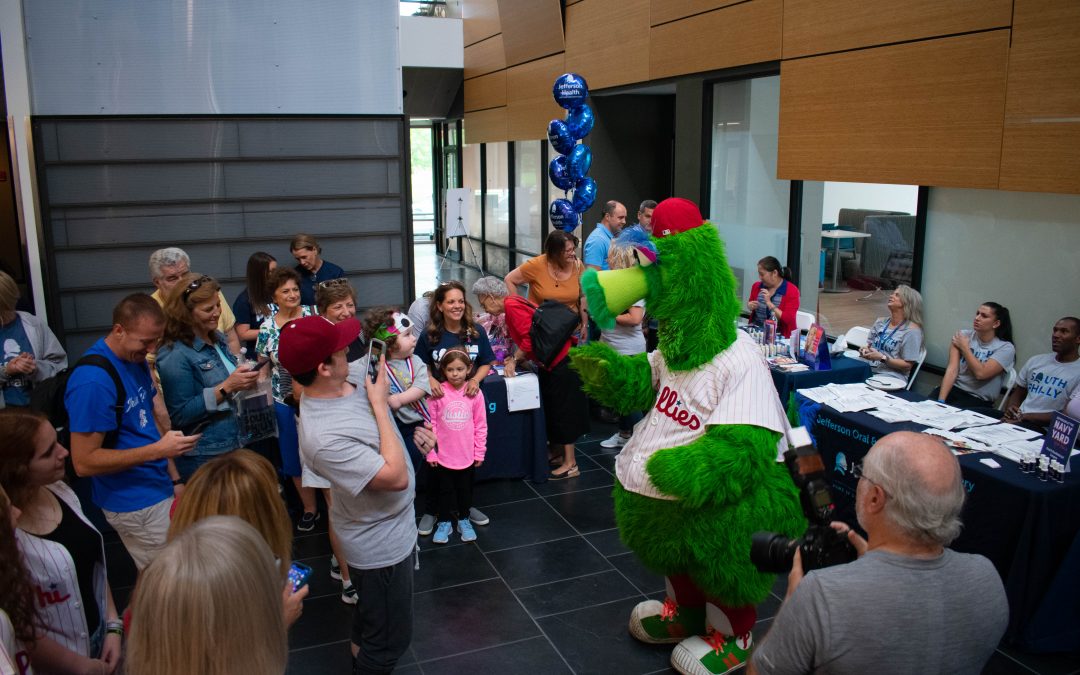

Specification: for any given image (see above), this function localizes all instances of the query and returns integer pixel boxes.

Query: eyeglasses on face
[182,275,213,300]
[318,278,351,290]
[851,461,888,494]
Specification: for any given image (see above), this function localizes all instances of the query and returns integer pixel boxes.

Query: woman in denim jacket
[157,273,261,481]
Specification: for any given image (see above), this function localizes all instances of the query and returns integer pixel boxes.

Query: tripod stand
[440,197,485,276]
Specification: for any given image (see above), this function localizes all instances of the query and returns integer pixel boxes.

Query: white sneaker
[600,433,630,449]
[341,581,358,605]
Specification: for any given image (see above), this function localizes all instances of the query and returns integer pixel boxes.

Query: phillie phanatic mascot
[570,198,804,675]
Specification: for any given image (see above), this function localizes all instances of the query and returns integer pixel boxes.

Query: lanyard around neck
[876,320,908,351]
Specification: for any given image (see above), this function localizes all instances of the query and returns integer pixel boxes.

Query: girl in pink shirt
[427,349,488,544]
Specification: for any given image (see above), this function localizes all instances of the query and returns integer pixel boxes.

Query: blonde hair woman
[860,285,925,386]
[168,450,307,626]
[127,516,287,675]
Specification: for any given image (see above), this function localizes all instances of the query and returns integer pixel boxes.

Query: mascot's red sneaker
[671,630,752,675]
[629,597,706,644]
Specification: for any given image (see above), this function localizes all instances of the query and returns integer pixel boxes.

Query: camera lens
[750,531,799,574]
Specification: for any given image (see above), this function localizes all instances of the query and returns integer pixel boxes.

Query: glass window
[708,75,790,305]
[483,142,510,275]
[812,181,920,336]
[514,140,543,256]
[461,143,482,268]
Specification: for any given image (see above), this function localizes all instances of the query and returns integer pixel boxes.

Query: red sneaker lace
[660,598,678,621]
[703,629,729,656]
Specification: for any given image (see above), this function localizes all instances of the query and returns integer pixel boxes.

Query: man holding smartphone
[279,316,415,675]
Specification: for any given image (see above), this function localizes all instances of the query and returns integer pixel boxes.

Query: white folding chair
[844,326,871,350]
[796,310,815,332]
[906,347,927,391]
[998,366,1018,411]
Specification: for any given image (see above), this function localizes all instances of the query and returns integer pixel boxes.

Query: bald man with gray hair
[749,432,1007,675]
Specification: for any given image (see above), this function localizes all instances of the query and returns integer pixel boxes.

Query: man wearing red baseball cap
[280,315,416,674]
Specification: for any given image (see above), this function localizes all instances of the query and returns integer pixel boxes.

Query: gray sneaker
[418,513,437,536]
[469,507,490,526]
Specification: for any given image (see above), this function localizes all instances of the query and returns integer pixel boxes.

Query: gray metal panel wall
[35,117,411,355]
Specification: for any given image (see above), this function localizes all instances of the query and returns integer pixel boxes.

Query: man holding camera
[749,432,1007,675]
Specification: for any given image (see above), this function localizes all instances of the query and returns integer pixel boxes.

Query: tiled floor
[100,244,1079,674]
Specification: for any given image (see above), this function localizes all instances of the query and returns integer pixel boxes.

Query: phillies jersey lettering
[655,386,701,430]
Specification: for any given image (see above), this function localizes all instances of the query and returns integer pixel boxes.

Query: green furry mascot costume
[570,198,804,675]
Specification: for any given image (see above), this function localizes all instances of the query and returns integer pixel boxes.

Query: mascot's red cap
[651,198,704,238]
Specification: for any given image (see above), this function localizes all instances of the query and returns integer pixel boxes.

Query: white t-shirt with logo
[615,331,790,500]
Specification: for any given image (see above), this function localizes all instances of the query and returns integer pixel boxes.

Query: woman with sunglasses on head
[232,252,277,357]
[157,273,262,482]
[256,268,319,532]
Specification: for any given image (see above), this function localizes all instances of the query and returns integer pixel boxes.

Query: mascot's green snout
[570,198,804,675]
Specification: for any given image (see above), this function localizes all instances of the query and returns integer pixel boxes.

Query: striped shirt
[615,331,790,500]
[15,482,107,659]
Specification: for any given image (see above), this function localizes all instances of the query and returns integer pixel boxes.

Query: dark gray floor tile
[609,552,666,595]
[412,579,539,661]
[288,593,356,649]
[471,498,577,552]
[415,542,498,592]
[530,468,614,497]
[292,530,333,560]
[543,485,616,534]
[981,650,1040,675]
[471,477,539,507]
[515,570,641,618]
[996,645,1080,675]
[287,641,416,675]
[417,636,571,674]
[537,597,675,675]
[572,454,603,471]
[585,528,629,557]
[487,536,611,589]
[588,451,619,473]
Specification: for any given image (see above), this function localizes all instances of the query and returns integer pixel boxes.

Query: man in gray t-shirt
[280,316,416,674]
[747,432,1007,675]
[1001,317,1080,432]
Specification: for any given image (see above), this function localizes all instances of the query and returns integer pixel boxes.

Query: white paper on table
[961,423,1042,446]
[503,373,540,412]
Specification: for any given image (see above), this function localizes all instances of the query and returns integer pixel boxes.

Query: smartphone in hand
[367,338,386,384]
[287,561,313,592]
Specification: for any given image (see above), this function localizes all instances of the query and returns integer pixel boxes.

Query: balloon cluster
[547,73,596,232]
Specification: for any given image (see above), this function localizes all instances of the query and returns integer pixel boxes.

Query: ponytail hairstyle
[982,302,1013,344]
[758,256,793,283]
[0,483,40,646]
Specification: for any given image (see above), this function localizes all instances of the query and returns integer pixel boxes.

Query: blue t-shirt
[415,324,496,381]
[1,315,33,406]
[296,260,346,306]
[584,224,615,270]
[64,338,171,513]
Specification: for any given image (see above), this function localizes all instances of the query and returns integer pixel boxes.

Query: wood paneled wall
[650,0,782,80]
[460,0,1080,193]
[497,0,564,67]
[565,0,650,91]
[781,0,1012,59]
[778,31,1010,188]
[999,0,1080,193]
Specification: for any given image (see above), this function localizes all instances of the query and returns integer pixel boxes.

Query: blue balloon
[553,73,590,110]
[566,104,594,139]
[547,120,575,155]
[571,177,597,213]
[567,145,592,181]
[548,156,574,191]
[549,199,578,231]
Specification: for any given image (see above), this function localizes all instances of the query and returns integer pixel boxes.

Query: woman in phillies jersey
[0,410,122,675]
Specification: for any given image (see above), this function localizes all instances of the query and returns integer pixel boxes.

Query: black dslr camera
[750,427,857,574]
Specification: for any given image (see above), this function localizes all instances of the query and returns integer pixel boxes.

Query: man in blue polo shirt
[584,200,627,271]
[66,294,199,570]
